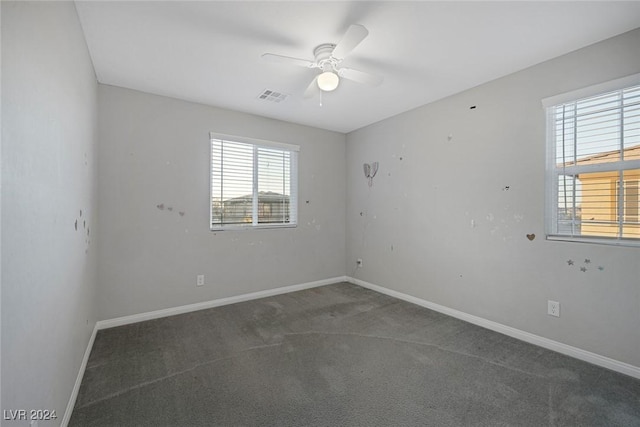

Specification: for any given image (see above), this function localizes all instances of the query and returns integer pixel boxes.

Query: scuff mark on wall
[75,208,92,254]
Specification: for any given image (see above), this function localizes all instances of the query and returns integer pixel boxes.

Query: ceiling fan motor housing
[314,43,337,61]
[314,43,340,72]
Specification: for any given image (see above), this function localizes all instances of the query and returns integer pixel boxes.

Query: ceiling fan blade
[261,53,316,68]
[338,68,383,86]
[331,24,369,59]
[303,76,319,98]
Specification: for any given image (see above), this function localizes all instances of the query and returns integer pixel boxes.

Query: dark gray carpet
[69,282,640,426]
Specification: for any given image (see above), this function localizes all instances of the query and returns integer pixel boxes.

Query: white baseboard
[97,276,348,330]
[62,323,99,427]
[65,277,346,424]
[65,274,638,427]
[347,276,640,380]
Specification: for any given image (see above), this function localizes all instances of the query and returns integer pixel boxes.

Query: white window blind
[545,77,640,246]
[210,134,298,230]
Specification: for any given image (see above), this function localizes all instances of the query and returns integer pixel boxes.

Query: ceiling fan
[262,24,384,99]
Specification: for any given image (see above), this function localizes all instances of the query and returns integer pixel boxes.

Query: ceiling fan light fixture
[317,71,339,92]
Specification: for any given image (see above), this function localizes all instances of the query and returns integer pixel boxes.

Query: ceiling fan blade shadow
[331,24,368,59]
[303,76,319,98]
[338,68,383,86]
[261,53,316,68]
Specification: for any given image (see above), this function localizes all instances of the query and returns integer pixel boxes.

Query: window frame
[209,132,299,231]
[543,73,640,247]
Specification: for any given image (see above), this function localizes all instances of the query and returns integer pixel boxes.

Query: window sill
[546,234,640,248]
[210,223,298,232]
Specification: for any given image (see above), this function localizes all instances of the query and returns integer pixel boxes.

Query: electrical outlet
[196,275,205,287]
[356,259,363,268]
[548,300,560,317]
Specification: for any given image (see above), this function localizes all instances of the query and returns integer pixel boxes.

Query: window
[210,133,298,230]
[543,74,640,246]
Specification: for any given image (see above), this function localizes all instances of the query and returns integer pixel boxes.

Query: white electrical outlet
[196,275,205,287]
[356,259,363,268]
[548,300,560,317]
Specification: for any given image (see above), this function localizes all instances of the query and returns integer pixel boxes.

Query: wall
[346,28,640,368]
[1,1,98,424]
[97,85,346,320]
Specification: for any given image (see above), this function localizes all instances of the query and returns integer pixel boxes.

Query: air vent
[258,89,289,103]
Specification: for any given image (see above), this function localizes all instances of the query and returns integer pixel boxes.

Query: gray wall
[346,28,640,368]
[1,1,98,423]
[97,85,346,320]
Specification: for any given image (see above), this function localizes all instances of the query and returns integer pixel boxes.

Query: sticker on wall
[363,162,379,187]
[526,233,535,241]
[156,202,186,218]
[566,257,605,273]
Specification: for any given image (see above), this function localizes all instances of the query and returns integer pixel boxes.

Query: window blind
[210,134,298,230]
[547,82,640,244]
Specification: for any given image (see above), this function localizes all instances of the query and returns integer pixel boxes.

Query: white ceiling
[75,1,640,133]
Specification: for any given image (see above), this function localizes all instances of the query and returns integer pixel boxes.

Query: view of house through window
[210,134,298,229]
[547,79,640,244]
